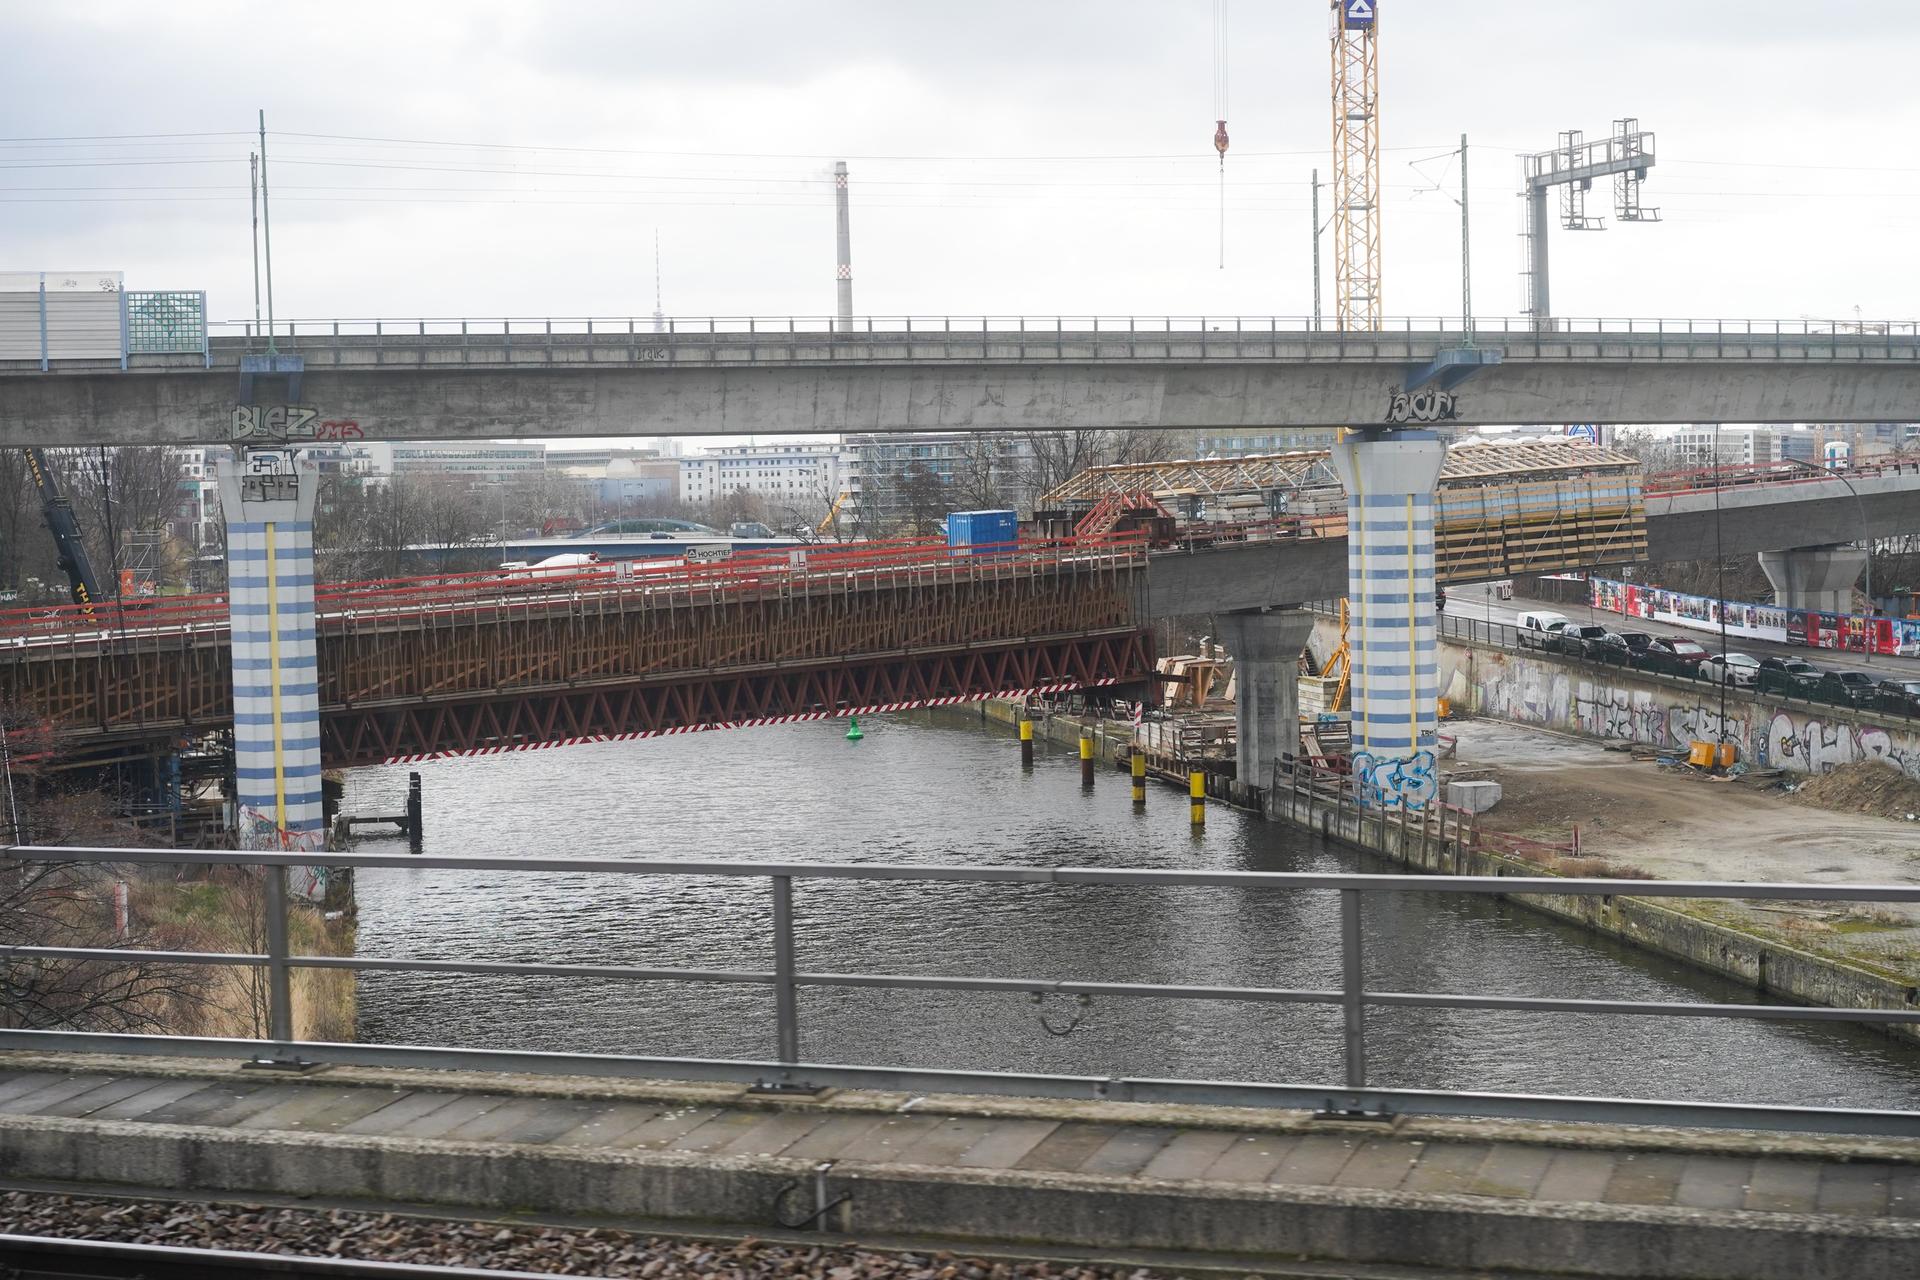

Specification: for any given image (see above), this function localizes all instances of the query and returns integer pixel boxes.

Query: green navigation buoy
[845,716,865,741]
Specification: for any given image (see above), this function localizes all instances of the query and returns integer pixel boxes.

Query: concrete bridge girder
[1145,478,1920,618]
[6,348,1920,444]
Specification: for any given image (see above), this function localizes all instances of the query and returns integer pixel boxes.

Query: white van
[1517,610,1570,646]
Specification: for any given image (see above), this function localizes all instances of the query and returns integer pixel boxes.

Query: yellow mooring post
[1079,727,1095,787]
[1130,748,1147,807]
[1019,717,1035,768]
[1189,771,1206,827]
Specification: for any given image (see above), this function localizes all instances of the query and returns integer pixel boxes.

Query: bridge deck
[0,1055,1915,1278]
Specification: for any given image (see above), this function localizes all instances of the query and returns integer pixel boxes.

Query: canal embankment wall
[1292,617,1920,1043]
[983,671,1912,1043]
[1311,615,1920,780]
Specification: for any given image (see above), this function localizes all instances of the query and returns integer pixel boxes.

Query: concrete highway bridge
[3,313,1920,444]
[1152,455,1920,615]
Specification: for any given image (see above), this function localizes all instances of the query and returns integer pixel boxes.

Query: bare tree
[898,463,952,537]
[1019,429,1184,505]
[0,706,209,1033]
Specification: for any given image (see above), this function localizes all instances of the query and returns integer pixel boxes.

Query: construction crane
[1330,0,1381,330]
[22,448,103,614]
[815,492,850,537]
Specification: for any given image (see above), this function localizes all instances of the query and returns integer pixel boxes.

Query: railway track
[0,1235,555,1280]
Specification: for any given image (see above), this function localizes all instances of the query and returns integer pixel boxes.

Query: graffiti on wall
[1465,648,1920,781]
[1764,713,1919,779]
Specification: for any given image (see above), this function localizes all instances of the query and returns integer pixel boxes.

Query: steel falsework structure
[1330,0,1381,331]
[0,539,1155,766]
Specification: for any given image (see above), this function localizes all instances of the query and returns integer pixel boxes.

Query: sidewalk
[2,1053,1918,1279]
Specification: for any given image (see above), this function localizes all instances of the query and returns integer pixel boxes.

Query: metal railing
[200,314,1920,342]
[4,846,1919,1137]
[1436,610,1920,726]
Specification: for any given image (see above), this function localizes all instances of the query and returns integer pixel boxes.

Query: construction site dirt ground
[1444,718,1920,980]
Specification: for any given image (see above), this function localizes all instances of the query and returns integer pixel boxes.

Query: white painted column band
[1328,432,1447,809]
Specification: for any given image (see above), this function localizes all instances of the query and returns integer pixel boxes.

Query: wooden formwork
[1433,476,1647,583]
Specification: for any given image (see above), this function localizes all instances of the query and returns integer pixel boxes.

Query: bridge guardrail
[169,315,1920,370]
[1434,609,1920,728]
[203,314,1920,343]
[3,846,1919,1137]
[1643,454,1920,496]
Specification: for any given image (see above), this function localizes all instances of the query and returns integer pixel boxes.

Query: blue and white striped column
[217,454,323,852]
[1328,431,1447,809]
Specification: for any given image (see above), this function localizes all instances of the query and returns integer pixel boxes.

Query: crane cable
[1212,0,1230,269]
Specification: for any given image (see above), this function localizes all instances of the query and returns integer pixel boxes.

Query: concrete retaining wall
[1311,616,1920,780]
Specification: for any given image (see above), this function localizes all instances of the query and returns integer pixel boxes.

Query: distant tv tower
[651,230,666,334]
[834,161,853,332]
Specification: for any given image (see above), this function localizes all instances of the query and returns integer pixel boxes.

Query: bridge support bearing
[1328,431,1447,810]
[217,455,325,853]
[1215,610,1314,799]
[1758,543,1867,615]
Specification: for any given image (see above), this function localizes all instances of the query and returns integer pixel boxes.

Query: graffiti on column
[1352,749,1439,808]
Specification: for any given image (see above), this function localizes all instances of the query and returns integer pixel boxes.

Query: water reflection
[344,712,1920,1108]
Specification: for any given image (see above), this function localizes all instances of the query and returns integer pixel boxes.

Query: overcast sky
[5,1,1916,437]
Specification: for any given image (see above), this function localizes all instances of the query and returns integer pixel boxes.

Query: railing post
[772,874,800,1065]
[1340,888,1366,1090]
[262,861,296,1055]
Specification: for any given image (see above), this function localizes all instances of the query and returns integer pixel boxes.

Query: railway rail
[0,1234,553,1280]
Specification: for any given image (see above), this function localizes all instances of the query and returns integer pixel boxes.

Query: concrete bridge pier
[1328,430,1447,809]
[216,454,325,852]
[1758,543,1868,614]
[1215,609,1313,795]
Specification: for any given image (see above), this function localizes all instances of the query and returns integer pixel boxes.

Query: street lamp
[481,481,509,552]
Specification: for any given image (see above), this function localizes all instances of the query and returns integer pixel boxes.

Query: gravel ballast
[0,1190,1178,1279]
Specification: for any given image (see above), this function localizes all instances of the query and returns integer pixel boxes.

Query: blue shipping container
[947,509,1018,556]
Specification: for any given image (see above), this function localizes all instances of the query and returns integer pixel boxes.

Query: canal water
[343,712,1920,1109]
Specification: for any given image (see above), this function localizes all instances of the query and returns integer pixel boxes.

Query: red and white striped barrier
[379,678,1124,765]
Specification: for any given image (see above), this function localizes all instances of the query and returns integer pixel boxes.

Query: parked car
[1517,610,1571,647]
[1756,657,1822,693]
[1642,637,1711,674]
[1874,679,1920,716]
[1700,653,1762,686]
[1583,631,1634,663]
[1618,631,1655,653]
[1543,623,1608,657]
[1814,670,1879,706]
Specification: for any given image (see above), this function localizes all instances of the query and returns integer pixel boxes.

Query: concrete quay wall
[1432,630,1920,782]
[1292,618,1920,1042]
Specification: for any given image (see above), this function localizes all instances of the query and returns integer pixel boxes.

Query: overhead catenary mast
[1330,0,1380,330]
[652,229,666,334]
[834,161,853,332]
[1213,0,1230,269]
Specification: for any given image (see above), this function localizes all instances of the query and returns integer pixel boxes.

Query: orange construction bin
[1688,741,1716,768]
[1717,742,1738,768]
